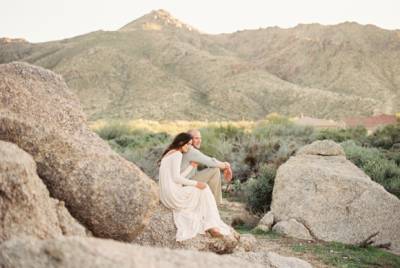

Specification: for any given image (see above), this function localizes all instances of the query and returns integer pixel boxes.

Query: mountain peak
[119,9,197,32]
[0,37,28,44]
[149,9,172,18]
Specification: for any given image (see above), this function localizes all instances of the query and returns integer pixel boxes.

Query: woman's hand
[196,181,207,190]
[190,161,198,168]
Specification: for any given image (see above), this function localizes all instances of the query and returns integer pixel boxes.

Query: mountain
[1,9,399,121]
[213,22,400,114]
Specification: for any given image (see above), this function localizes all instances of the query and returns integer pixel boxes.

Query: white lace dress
[159,151,231,241]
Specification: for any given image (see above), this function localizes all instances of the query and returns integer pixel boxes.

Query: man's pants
[192,167,222,205]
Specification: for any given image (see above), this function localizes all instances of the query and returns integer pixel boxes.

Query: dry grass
[90,119,257,135]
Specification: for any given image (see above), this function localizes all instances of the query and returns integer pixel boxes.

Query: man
[181,129,233,205]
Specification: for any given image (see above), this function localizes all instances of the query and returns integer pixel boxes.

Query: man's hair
[187,129,199,136]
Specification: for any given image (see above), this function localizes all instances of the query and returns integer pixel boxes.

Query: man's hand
[218,161,230,170]
[223,165,233,182]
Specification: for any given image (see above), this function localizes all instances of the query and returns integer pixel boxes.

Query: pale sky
[1,0,400,43]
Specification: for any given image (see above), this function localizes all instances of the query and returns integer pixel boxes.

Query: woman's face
[180,139,192,153]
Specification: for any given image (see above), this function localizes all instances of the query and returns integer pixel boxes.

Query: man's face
[191,131,202,149]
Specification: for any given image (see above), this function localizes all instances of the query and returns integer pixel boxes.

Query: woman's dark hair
[158,132,192,164]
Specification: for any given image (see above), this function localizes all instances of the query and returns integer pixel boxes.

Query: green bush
[367,123,400,149]
[94,125,170,177]
[342,141,400,198]
[95,120,400,212]
[386,150,400,166]
[199,125,245,158]
[315,126,367,144]
[253,119,314,142]
[235,121,314,180]
[121,144,166,179]
[96,121,132,140]
[243,164,276,214]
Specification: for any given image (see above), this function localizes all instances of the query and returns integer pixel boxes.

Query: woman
[158,132,232,241]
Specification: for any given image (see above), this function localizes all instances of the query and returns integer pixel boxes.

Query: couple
[158,129,234,241]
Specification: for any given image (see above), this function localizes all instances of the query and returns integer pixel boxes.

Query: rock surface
[271,140,400,253]
[0,141,86,242]
[133,204,240,254]
[0,236,265,268]
[232,251,313,268]
[236,234,258,252]
[255,211,274,232]
[0,62,159,241]
[54,200,90,236]
[272,219,313,241]
[296,139,345,156]
[219,200,260,228]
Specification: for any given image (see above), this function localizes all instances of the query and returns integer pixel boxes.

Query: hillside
[214,22,400,113]
[1,9,398,121]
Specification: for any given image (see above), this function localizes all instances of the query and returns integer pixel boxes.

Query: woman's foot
[208,228,223,238]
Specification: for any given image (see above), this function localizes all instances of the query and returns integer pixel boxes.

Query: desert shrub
[234,136,280,180]
[386,151,400,166]
[94,119,400,211]
[367,123,400,149]
[253,118,314,141]
[342,140,400,198]
[121,144,166,179]
[315,126,368,144]
[235,120,315,179]
[243,164,276,214]
[96,121,132,140]
[94,125,170,177]
[128,131,170,149]
[198,125,247,179]
[198,125,245,162]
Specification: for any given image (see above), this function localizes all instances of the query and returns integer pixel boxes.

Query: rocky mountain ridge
[0,10,399,121]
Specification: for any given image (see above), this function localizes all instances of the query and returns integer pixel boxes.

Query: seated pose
[158,132,232,241]
[181,129,233,206]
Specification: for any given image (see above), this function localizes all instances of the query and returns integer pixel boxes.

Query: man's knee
[208,168,221,185]
[210,167,221,177]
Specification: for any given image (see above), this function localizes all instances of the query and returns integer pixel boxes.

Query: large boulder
[0,141,86,242]
[0,236,264,268]
[0,62,158,241]
[132,204,240,254]
[271,140,400,253]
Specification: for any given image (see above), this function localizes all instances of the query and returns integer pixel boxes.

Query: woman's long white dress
[159,151,231,241]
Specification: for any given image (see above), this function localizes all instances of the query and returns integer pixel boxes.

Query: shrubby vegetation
[368,123,400,150]
[93,118,400,214]
[341,141,400,197]
[242,164,276,214]
[315,124,400,198]
[315,125,368,145]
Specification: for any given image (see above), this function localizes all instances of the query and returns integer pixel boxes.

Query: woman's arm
[171,153,197,186]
